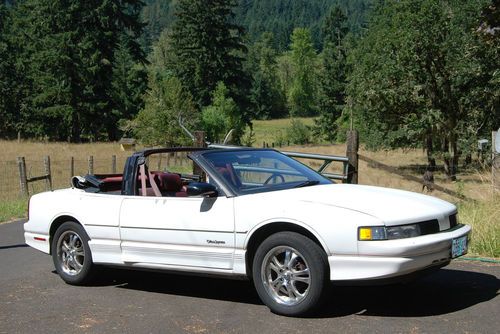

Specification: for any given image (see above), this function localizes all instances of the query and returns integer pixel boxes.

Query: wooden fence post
[156,153,162,170]
[193,131,206,176]
[346,130,359,184]
[70,157,74,177]
[88,156,94,175]
[43,156,52,191]
[493,130,499,192]
[112,155,117,174]
[17,156,28,197]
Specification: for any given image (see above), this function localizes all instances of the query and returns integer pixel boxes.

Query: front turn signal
[358,226,387,240]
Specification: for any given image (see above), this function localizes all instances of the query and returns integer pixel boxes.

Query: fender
[243,217,331,255]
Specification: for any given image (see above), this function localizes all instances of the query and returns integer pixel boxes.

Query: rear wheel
[51,222,95,285]
[252,232,329,316]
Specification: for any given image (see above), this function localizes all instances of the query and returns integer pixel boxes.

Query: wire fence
[1,151,199,202]
[1,156,128,201]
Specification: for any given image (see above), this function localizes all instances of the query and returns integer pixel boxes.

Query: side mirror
[186,182,218,198]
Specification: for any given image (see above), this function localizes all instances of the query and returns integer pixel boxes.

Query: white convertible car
[24,147,470,316]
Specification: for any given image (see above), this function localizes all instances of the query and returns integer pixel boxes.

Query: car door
[77,193,124,264]
[119,195,235,270]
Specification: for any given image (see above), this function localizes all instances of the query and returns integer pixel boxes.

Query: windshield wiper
[294,180,320,188]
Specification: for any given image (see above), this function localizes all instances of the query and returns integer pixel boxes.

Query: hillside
[141,0,372,50]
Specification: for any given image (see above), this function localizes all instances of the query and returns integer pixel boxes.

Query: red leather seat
[156,172,187,197]
[100,175,123,192]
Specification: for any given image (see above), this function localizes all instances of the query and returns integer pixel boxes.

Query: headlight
[358,224,421,240]
[386,224,420,239]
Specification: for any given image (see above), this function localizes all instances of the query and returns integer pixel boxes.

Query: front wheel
[252,232,329,316]
[51,221,96,285]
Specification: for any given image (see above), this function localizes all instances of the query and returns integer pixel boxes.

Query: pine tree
[0,3,17,137]
[139,0,373,52]
[315,6,349,142]
[110,37,147,139]
[171,0,251,139]
[10,0,146,141]
[133,75,197,146]
[247,32,287,119]
[131,30,197,146]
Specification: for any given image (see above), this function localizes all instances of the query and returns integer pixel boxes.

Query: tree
[0,3,17,137]
[347,0,493,180]
[247,32,287,119]
[202,82,236,143]
[276,52,294,103]
[110,37,148,140]
[131,32,197,146]
[133,75,197,146]
[171,0,251,136]
[288,28,318,117]
[139,0,373,52]
[475,0,500,134]
[314,6,349,142]
[9,0,146,141]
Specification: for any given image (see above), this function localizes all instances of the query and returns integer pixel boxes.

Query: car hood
[280,184,456,225]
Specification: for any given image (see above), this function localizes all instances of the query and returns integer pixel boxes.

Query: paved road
[1,220,499,334]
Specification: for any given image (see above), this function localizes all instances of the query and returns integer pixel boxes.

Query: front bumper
[328,224,471,281]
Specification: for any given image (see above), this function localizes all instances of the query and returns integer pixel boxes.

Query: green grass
[459,195,500,258]
[0,198,28,223]
[248,117,316,146]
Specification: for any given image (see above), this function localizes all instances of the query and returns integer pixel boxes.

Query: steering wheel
[263,173,285,185]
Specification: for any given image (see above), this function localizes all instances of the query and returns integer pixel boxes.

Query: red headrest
[157,173,182,192]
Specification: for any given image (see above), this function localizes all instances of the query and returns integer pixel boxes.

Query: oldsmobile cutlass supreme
[24,147,470,316]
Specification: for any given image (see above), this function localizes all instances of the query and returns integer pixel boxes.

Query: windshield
[202,149,332,195]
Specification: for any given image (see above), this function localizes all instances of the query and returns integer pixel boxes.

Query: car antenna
[222,129,234,145]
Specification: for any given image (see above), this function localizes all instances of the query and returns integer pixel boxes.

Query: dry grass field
[0,140,133,222]
[249,117,315,145]
[0,141,134,200]
[0,126,498,257]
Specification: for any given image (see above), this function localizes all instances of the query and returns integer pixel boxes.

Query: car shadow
[91,267,499,317]
[93,267,263,305]
[0,243,29,250]
[314,268,499,318]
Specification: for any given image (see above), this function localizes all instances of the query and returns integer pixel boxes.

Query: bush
[201,82,237,144]
[132,76,197,146]
[201,105,231,144]
[241,126,256,147]
[274,130,287,147]
[285,119,311,145]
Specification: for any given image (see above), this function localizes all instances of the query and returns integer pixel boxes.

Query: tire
[51,221,96,285]
[252,231,329,316]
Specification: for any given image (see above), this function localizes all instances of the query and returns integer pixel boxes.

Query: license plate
[452,236,468,258]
